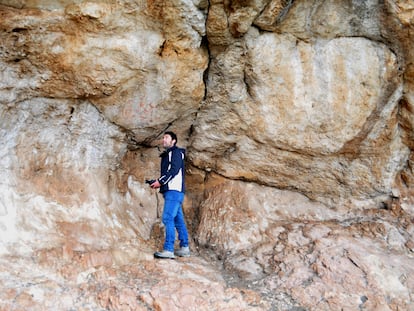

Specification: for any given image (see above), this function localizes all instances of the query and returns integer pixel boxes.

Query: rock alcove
[1,1,414,310]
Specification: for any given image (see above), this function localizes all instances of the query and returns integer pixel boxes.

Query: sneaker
[154,250,175,259]
[174,246,190,257]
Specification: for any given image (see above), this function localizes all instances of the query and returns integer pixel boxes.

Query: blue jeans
[162,191,189,252]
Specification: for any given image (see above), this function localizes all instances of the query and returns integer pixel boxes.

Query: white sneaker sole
[154,252,175,259]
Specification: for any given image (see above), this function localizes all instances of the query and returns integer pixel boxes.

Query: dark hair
[164,131,177,144]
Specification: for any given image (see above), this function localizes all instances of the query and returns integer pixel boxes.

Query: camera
[145,179,156,185]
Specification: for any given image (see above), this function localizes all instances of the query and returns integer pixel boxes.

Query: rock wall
[1,0,414,310]
[0,0,208,255]
[192,0,409,207]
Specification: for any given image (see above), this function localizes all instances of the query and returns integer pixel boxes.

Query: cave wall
[1,0,414,309]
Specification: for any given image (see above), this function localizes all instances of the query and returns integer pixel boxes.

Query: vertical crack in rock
[201,35,211,102]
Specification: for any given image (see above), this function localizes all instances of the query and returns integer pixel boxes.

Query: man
[149,131,190,259]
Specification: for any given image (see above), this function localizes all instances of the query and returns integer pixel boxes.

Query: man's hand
[150,180,161,189]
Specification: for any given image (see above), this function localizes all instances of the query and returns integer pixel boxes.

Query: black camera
[145,179,156,185]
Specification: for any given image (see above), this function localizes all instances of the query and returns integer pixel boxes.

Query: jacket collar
[160,145,177,157]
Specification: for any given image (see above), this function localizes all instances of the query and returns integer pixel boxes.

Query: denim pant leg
[174,204,189,248]
[162,191,186,252]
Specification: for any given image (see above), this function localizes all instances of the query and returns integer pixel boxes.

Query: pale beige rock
[276,0,385,40]
[195,176,414,309]
[390,0,414,218]
[0,1,208,143]
[190,30,406,205]
[0,246,271,310]
[0,0,207,255]
[0,0,414,310]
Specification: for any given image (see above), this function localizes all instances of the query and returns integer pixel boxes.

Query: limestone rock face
[190,0,408,206]
[0,0,207,249]
[196,174,414,309]
[0,0,208,142]
[1,0,414,310]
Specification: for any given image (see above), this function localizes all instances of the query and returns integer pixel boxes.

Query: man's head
[163,131,177,149]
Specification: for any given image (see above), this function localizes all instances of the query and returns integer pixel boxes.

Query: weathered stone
[195,176,414,309]
[0,0,414,310]
[190,30,406,206]
[0,1,208,143]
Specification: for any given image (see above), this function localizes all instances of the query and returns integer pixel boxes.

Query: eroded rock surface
[1,0,414,310]
[196,175,414,310]
[191,0,409,207]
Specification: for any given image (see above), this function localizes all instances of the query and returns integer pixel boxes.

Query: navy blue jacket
[158,145,185,193]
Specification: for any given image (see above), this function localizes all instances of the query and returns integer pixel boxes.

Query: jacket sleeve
[158,149,183,185]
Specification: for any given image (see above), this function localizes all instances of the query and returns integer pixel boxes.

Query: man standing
[149,131,190,259]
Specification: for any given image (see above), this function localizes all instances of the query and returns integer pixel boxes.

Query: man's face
[162,134,175,149]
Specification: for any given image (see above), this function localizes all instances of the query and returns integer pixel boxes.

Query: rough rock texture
[1,0,414,310]
[191,0,408,207]
[197,174,414,310]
